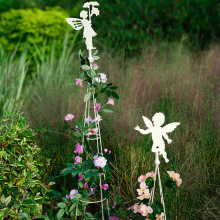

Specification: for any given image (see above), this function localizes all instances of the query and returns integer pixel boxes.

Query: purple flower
[78,174,84,182]
[84,182,89,189]
[66,189,78,199]
[109,217,119,220]
[44,212,48,216]
[85,116,93,125]
[74,143,83,155]
[108,98,114,106]
[74,156,82,164]
[101,184,109,190]
[112,201,116,209]
[76,78,83,87]
[64,114,74,122]
[92,103,101,112]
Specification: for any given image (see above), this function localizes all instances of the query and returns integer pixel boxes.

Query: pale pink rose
[137,192,150,200]
[101,184,109,190]
[93,154,107,168]
[92,103,101,111]
[74,156,82,164]
[64,114,74,122]
[156,212,165,220]
[76,78,83,87]
[108,98,114,105]
[74,143,83,155]
[84,182,89,189]
[92,63,99,70]
[146,171,155,178]
[138,175,146,183]
[78,174,84,182]
[137,188,149,196]
[141,205,153,216]
[167,171,182,186]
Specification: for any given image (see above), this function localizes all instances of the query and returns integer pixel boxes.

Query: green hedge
[0,6,75,56]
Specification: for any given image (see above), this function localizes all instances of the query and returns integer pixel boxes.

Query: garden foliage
[0,112,52,219]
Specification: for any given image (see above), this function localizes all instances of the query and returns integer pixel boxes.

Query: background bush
[0,0,220,55]
[0,113,52,219]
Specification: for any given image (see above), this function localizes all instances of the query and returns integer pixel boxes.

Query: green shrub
[0,112,53,219]
[0,6,74,57]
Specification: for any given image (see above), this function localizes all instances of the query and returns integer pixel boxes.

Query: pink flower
[92,63,99,70]
[109,150,111,154]
[156,212,166,220]
[109,217,119,220]
[137,192,150,200]
[88,188,96,196]
[74,156,82,164]
[78,175,84,182]
[85,116,93,125]
[137,183,149,196]
[64,114,74,122]
[101,184,109,190]
[66,189,78,199]
[133,203,142,213]
[167,171,182,186]
[76,78,83,87]
[93,154,107,168]
[92,114,102,123]
[108,98,114,105]
[99,173,104,176]
[140,205,153,216]
[92,103,101,111]
[74,143,83,155]
[84,182,89,189]
[104,148,108,153]
[87,128,99,136]
[45,212,48,216]
[138,175,146,183]
[146,171,155,178]
[112,201,116,209]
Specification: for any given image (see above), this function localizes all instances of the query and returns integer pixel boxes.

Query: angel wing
[162,122,180,133]
[66,18,83,30]
[142,116,153,129]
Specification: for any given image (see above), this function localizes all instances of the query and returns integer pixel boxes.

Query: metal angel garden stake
[135,112,180,219]
[66,2,110,220]
[66,1,100,63]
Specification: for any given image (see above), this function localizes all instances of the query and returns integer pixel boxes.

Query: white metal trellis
[66,2,110,219]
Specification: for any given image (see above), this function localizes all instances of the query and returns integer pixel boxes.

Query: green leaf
[111,91,119,99]
[91,69,96,77]
[89,122,96,128]
[93,56,100,60]
[56,209,64,219]
[85,171,94,178]
[74,193,82,199]
[110,86,118,90]
[81,65,90,70]
[57,202,66,209]
[16,177,26,186]
[84,92,91,102]
[76,121,83,129]
[85,212,94,218]
[70,203,76,212]
[78,182,83,188]
[102,109,113,113]
[5,196,11,205]
[80,71,88,78]
[165,179,177,189]
[107,83,113,86]
[74,132,82,137]
[19,117,26,128]
[23,199,35,205]
[78,49,82,59]
[93,50,98,56]
[61,167,72,175]
[72,169,78,177]
[106,90,111,97]
[145,177,154,188]
[66,163,75,168]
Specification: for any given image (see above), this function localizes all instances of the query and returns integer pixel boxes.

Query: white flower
[93,154,107,168]
[94,73,107,83]
[92,114,102,123]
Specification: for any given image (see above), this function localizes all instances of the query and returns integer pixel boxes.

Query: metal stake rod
[149,152,166,220]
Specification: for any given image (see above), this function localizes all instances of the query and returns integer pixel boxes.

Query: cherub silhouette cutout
[66,2,99,57]
[134,112,180,163]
